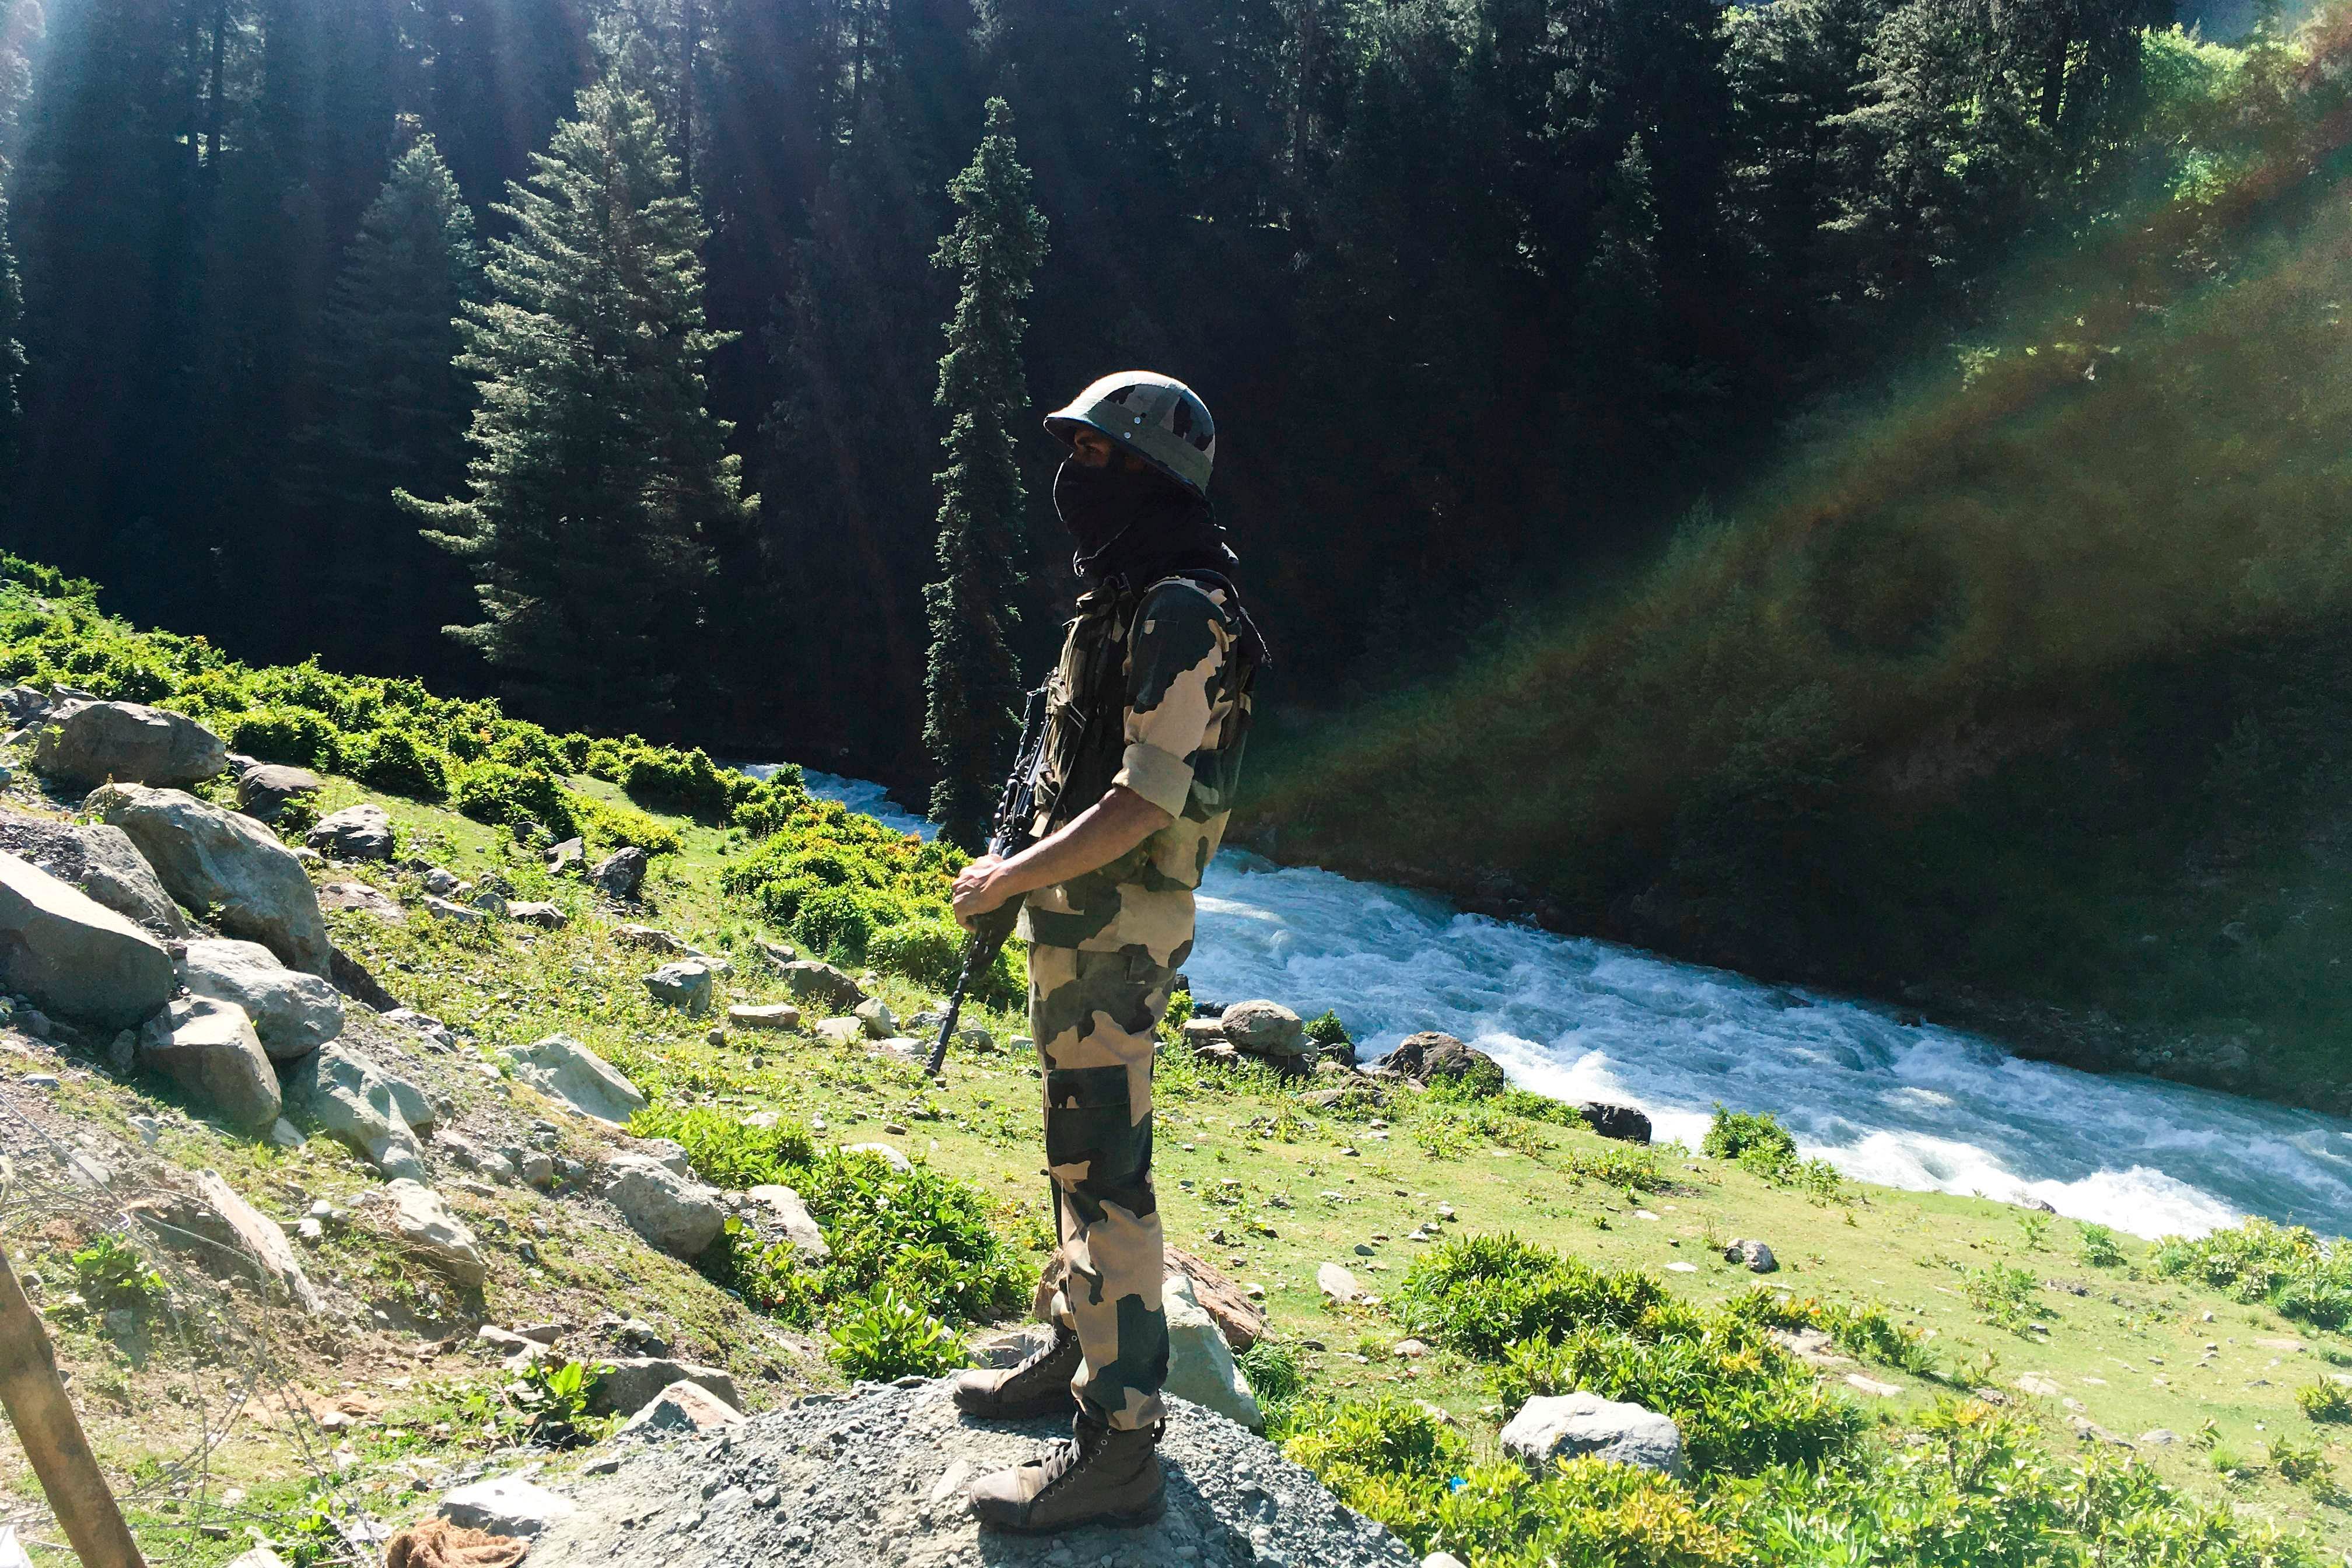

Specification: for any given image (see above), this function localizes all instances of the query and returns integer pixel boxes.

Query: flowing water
[757,765,2352,1240]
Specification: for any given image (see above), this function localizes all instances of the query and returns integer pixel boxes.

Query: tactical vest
[1030,570,1262,837]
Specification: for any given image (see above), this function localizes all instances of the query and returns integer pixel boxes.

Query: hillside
[0,566,2347,1565]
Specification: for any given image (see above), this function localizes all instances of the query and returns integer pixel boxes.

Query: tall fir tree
[923,96,1045,849]
[289,135,482,678]
[401,79,751,736]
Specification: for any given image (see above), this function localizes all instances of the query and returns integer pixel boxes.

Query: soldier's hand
[952,855,1010,929]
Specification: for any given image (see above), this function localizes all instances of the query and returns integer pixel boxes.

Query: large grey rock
[747,1184,828,1261]
[177,937,344,1059]
[508,900,567,929]
[777,959,865,1013]
[234,761,324,821]
[0,810,188,937]
[438,1476,574,1536]
[1579,1102,1653,1144]
[591,847,648,899]
[1500,1392,1685,1477]
[193,1169,325,1314]
[1317,1262,1367,1303]
[1726,1238,1778,1273]
[0,685,51,725]
[0,850,175,1029]
[1163,1269,1262,1430]
[138,996,281,1130]
[641,960,714,1017]
[32,700,227,787]
[587,1357,743,1418]
[380,1178,487,1287]
[306,803,394,862]
[89,783,332,975]
[617,1378,746,1435]
[502,1034,646,1126]
[727,1002,800,1031]
[284,1038,431,1180]
[600,1153,724,1258]
[1220,1000,1310,1058]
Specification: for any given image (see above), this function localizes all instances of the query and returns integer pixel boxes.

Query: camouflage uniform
[1018,575,1255,1432]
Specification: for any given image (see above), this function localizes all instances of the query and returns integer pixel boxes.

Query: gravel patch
[521,1380,1418,1568]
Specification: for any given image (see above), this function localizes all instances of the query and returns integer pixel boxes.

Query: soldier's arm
[951,786,1172,926]
[952,583,1226,927]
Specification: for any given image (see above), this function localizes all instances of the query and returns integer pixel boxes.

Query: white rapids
[767,766,2352,1240]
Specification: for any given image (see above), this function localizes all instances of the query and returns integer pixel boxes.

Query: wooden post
[0,1250,144,1567]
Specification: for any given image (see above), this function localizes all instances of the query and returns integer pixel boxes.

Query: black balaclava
[1053,456,1238,585]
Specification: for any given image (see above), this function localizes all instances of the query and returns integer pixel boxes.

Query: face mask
[1052,457,1153,559]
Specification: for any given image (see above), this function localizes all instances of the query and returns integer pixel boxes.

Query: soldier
[947,372,1264,1532]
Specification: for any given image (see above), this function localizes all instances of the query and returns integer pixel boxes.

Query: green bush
[71,1232,167,1312]
[622,744,748,821]
[795,886,876,961]
[827,1284,970,1381]
[1304,1010,1351,1046]
[1489,1088,1582,1126]
[228,706,344,770]
[572,792,685,856]
[1700,1105,1796,1164]
[797,1150,1028,1323]
[1430,1458,1739,1568]
[509,1357,614,1448]
[2296,1380,2352,1423]
[1395,1234,1668,1360]
[1237,1339,1303,1409]
[2077,1222,2127,1269]
[344,727,449,799]
[1276,1396,1468,1542]
[629,1104,816,1188]
[868,918,968,992]
[452,761,579,840]
[732,770,810,836]
[2151,1217,2352,1332]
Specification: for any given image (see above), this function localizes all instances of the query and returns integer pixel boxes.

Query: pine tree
[289,136,482,676]
[0,180,23,500]
[402,79,751,735]
[923,97,1046,850]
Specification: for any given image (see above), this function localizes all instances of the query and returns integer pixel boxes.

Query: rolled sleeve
[1114,740,1195,818]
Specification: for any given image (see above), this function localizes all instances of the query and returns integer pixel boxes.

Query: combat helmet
[1042,372,1216,499]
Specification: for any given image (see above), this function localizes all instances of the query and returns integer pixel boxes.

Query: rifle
[926,684,1051,1076]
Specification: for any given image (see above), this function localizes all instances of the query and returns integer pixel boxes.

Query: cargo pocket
[1044,1063,1147,1188]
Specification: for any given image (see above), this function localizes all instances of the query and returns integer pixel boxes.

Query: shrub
[509,1357,613,1448]
[1430,1458,1740,1568]
[1304,1010,1351,1046]
[452,761,579,839]
[622,744,746,820]
[2151,1217,2352,1332]
[71,1232,166,1312]
[1278,1396,1468,1542]
[2296,1380,2352,1423]
[795,886,876,961]
[827,1284,970,1380]
[629,1104,816,1188]
[1490,1088,1581,1126]
[732,770,808,836]
[344,727,449,799]
[2077,1222,2127,1269]
[797,1150,1028,1323]
[227,706,344,770]
[572,792,685,857]
[1395,1235,1668,1360]
[1237,1339,1304,1409]
[1964,1264,2043,1335]
[868,918,968,992]
[1700,1105,1796,1164]
[1556,1143,1671,1191]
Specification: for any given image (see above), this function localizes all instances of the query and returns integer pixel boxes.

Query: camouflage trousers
[1028,944,1172,1432]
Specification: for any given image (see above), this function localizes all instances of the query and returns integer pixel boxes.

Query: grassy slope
[6,755,2348,1564]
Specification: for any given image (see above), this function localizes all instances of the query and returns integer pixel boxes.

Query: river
[762,766,2352,1240]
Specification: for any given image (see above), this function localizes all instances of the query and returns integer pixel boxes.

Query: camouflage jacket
[1017,575,1256,968]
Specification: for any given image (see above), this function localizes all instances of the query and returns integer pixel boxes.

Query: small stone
[1725,1238,1777,1273]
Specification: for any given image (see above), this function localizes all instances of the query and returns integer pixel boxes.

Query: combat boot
[968,1412,1165,1533]
[951,1324,1083,1420]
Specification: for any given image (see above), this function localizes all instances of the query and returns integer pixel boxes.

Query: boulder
[747,1184,829,1262]
[727,1002,800,1032]
[284,1038,431,1180]
[1381,1032,1506,1095]
[502,1034,646,1126]
[0,685,50,725]
[32,699,226,787]
[177,937,344,1059]
[618,1379,747,1436]
[0,850,176,1029]
[1163,1269,1262,1429]
[813,1016,864,1046]
[600,1153,724,1258]
[384,1009,457,1051]
[438,1476,574,1537]
[778,959,865,1013]
[613,924,690,954]
[853,996,897,1038]
[587,1358,742,1418]
[1165,1245,1267,1352]
[1578,1102,1653,1145]
[839,1141,913,1172]
[307,803,394,862]
[317,880,405,923]
[1725,1238,1777,1273]
[1500,1392,1685,1477]
[1317,1262,1367,1304]
[380,1178,487,1287]
[89,783,332,975]
[641,960,714,1017]
[1219,1000,1310,1058]
[0,809,188,937]
[234,761,324,821]
[590,848,648,899]
[508,900,567,929]
[138,996,281,1129]
[545,838,585,877]
[192,1169,326,1313]
[422,894,485,925]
